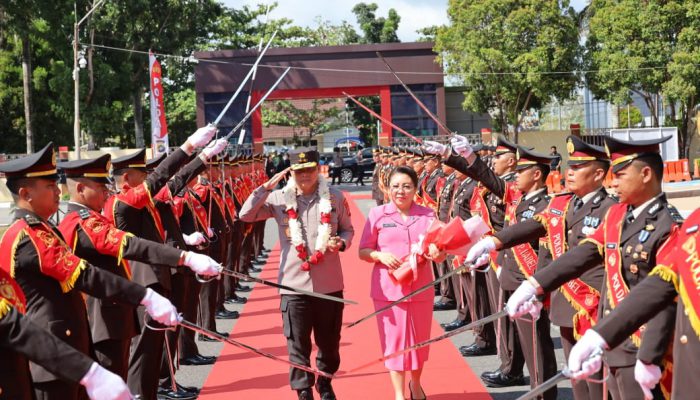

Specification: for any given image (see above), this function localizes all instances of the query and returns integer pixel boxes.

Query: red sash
[603,204,642,345]
[218,183,237,220]
[209,186,227,218]
[59,210,132,280]
[0,218,86,293]
[105,183,166,242]
[0,260,27,316]
[470,185,500,270]
[185,192,209,232]
[502,187,539,278]
[543,194,600,338]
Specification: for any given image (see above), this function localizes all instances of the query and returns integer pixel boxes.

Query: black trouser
[354,167,365,185]
[437,260,455,304]
[280,292,344,390]
[331,167,342,184]
[179,273,202,359]
[128,284,168,399]
[514,310,558,400]
[94,338,131,380]
[160,272,191,386]
[560,326,604,400]
[608,365,663,400]
[496,287,524,376]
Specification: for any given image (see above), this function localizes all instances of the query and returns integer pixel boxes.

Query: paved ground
[172,184,574,399]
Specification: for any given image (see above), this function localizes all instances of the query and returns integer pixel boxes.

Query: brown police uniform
[239,148,354,392]
[0,270,94,400]
[532,136,681,400]
[496,136,613,400]
[444,137,524,379]
[592,208,700,400]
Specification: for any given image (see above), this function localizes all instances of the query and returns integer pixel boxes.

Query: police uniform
[56,154,183,381]
[444,136,524,381]
[435,170,457,308]
[532,136,680,400]
[239,149,354,398]
[371,148,384,206]
[591,208,700,400]
[487,146,557,398]
[496,136,613,400]
[103,147,195,398]
[0,144,147,400]
[0,269,95,400]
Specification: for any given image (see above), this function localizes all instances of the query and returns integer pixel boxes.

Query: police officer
[507,136,681,400]
[371,148,384,206]
[240,148,354,400]
[424,135,526,387]
[0,143,180,400]
[568,207,700,399]
[469,136,612,400]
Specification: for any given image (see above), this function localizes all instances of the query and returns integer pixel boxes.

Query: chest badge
[638,230,650,243]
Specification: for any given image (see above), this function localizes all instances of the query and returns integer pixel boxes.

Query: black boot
[314,377,336,400]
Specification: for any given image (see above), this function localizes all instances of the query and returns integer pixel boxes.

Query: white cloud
[221,0,448,42]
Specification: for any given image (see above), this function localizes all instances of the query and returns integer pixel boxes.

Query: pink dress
[359,202,435,371]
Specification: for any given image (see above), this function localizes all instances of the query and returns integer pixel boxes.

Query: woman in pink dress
[359,166,445,400]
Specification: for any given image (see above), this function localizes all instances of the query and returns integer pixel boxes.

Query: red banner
[149,52,169,156]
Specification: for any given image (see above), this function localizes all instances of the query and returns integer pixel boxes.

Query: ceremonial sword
[346,261,476,328]
[515,348,606,400]
[178,318,334,379]
[218,268,358,305]
[346,308,509,373]
[210,31,277,127]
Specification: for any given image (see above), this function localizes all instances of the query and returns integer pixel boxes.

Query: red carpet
[199,195,491,399]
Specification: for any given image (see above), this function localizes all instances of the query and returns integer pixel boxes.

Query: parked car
[321,148,376,183]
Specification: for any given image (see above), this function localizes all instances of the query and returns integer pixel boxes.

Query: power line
[83,42,695,77]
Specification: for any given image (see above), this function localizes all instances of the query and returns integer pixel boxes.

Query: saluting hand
[263,167,291,191]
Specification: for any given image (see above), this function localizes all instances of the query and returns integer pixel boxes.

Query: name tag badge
[606,243,617,249]
[382,223,397,228]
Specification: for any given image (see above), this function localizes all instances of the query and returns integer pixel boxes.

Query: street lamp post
[73,0,105,160]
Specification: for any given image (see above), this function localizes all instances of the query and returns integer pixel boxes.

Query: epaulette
[78,208,91,220]
[592,193,604,205]
[666,204,684,224]
[23,214,41,226]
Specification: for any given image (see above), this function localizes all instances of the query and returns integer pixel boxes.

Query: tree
[435,0,580,142]
[618,105,643,128]
[303,16,361,47]
[263,99,345,144]
[416,25,438,42]
[352,3,401,43]
[346,96,380,146]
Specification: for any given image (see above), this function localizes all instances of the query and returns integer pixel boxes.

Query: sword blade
[375,51,452,136]
[346,262,472,328]
[223,67,291,141]
[179,319,334,379]
[516,371,568,400]
[212,31,278,126]
[347,308,508,373]
[220,268,357,305]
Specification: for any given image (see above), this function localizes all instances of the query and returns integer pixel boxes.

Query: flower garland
[283,175,333,271]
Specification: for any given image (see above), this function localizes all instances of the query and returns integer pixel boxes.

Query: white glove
[450,134,474,158]
[422,141,450,158]
[207,227,215,238]
[183,232,206,246]
[80,362,132,400]
[635,360,661,399]
[184,251,221,276]
[567,329,606,380]
[466,237,497,266]
[506,280,540,318]
[202,138,228,160]
[187,125,218,148]
[141,288,179,326]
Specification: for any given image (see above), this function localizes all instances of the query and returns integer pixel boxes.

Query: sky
[224,0,589,42]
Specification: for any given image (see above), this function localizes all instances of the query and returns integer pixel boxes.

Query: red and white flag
[149,51,169,156]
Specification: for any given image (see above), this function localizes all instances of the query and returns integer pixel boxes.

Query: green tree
[303,16,361,46]
[352,3,401,43]
[263,99,345,144]
[435,0,580,142]
[416,25,438,42]
[618,105,643,128]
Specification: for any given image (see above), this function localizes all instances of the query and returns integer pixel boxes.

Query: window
[203,92,253,143]
[390,84,438,138]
